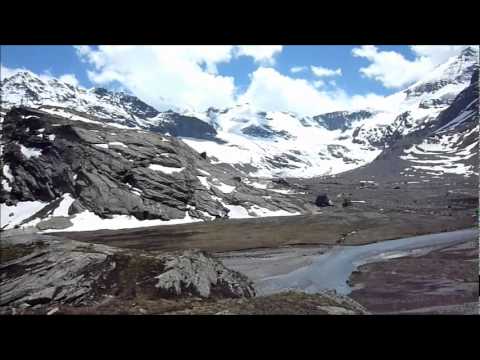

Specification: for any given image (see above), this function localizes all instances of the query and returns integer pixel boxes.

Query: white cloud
[75,45,285,112]
[235,45,283,65]
[239,67,412,116]
[352,45,468,89]
[290,66,307,73]
[410,45,469,65]
[239,67,350,115]
[311,66,342,77]
[59,73,79,87]
[75,45,238,111]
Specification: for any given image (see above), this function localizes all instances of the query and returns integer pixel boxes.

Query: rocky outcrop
[155,250,255,298]
[313,110,373,131]
[0,107,306,230]
[0,233,255,312]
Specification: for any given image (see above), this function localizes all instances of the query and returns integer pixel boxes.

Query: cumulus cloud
[75,45,284,111]
[311,65,342,77]
[239,67,411,116]
[238,67,352,115]
[59,73,80,87]
[312,79,325,88]
[76,45,238,111]
[290,66,307,73]
[235,45,283,65]
[352,45,468,89]
[410,45,469,65]
[76,44,439,117]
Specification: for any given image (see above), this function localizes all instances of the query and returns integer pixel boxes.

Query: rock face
[313,111,373,131]
[0,107,306,230]
[0,233,255,312]
[155,250,255,298]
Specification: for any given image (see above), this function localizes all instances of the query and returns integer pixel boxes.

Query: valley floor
[49,175,478,252]
[2,176,478,315]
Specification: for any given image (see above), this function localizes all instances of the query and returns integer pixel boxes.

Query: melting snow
[149,164,185,174]
[52,194,75,217]
[1,201,48,229]
[3,165,14,182]
[198,169,210,176]
[108,141,128,148]
[45,210,202,232]
[197,176,210,189]
[19,144,42,159]
[94,143,109,149]
[213,182,236,194]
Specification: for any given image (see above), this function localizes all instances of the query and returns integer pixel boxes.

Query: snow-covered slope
[0,71,218,140]
[1,46,478,178]
[182,46,479,177]
[345,68,479,181]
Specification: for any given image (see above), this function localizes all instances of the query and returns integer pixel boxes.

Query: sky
[0,45,468,115]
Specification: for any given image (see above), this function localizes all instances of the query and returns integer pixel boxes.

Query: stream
[219,228,478,295]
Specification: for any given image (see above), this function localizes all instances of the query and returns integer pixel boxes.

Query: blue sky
[1,45,467,115]
[2,45,414,95]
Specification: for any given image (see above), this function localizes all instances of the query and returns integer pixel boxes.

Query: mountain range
[1,46,478,231]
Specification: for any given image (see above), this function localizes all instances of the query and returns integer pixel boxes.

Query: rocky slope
[0,231,369,315]
[180,47,479,177]
[0,72,218,139]
[0,231,254,313]
[0,106,306,231]
[341,68,479,181]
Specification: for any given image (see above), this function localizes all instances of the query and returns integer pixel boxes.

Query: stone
[315,194,332,207]
[36,217,73,230]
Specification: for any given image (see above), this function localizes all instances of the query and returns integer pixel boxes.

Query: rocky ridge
[0,107,306,231]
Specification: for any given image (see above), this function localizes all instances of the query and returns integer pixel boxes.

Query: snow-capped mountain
[181,46,479,177]
[345,67,479,181]
[1,46,478,178]
[0,71,218,140]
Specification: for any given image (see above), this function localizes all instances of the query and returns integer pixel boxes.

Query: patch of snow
[3,165,14,182]
[47,134,56,141]
[108,141,128,148]
[213,182,236,194]
[45,210,202,232]
[94,143,109,149]
[197,176,210,189]
[245,179,268,189]
[198,169,210,176]
[19,144,42,159]
[149,164,185,174]
[1,200,48,229]
[52,194,75,217]
[1,180,12,192]
[269,188,296,194]
[248,205,300,217]
[225,205,252,218]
